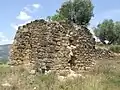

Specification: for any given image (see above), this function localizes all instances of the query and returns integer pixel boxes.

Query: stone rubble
[9,19,114,74]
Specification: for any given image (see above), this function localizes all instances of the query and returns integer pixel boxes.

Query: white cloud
[32,3,40,9]
[0,32,13,45]
[11,3,42,30]
[24,6,32,13]
[11,24,18,30]
[16,11,32,21]
[11,20,34,30]
[23,3,41,13]
[0,32,6,39]
[15,3,42,21]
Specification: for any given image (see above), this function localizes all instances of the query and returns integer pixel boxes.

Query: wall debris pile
[9,19,111,74]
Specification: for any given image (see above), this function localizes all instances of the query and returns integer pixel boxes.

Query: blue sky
[0,0,120,45]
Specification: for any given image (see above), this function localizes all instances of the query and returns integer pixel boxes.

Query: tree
[94,27,106,44]
[46,13,66,22]
[114,21,120,44]
[46,16,51,21]
[47,0,94,25]
[94,19,117,45]
[58,0,94,25]
[51,13,66,21]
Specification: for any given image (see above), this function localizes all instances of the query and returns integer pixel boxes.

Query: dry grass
[0,56,120,90]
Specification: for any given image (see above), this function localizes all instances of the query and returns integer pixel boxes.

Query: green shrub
[109,45,120,53]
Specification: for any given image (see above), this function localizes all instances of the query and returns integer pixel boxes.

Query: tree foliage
[94,19,120,45]
[46,12,66,22]
[58,0,94,25]
[47,0,94,26]
[114,22,120,44]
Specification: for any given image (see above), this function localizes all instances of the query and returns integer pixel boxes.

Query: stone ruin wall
[9,19,113,74]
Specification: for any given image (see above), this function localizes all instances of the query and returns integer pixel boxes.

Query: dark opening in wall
[69,38,74,44]
[68,56,77,69]
[41,68,45,74]
[46,66,50,71]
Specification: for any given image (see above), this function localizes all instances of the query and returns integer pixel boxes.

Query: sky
[0,0,120,45]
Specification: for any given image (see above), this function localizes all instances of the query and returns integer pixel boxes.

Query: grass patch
[109,45,120,53]
[0,57,120,90]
